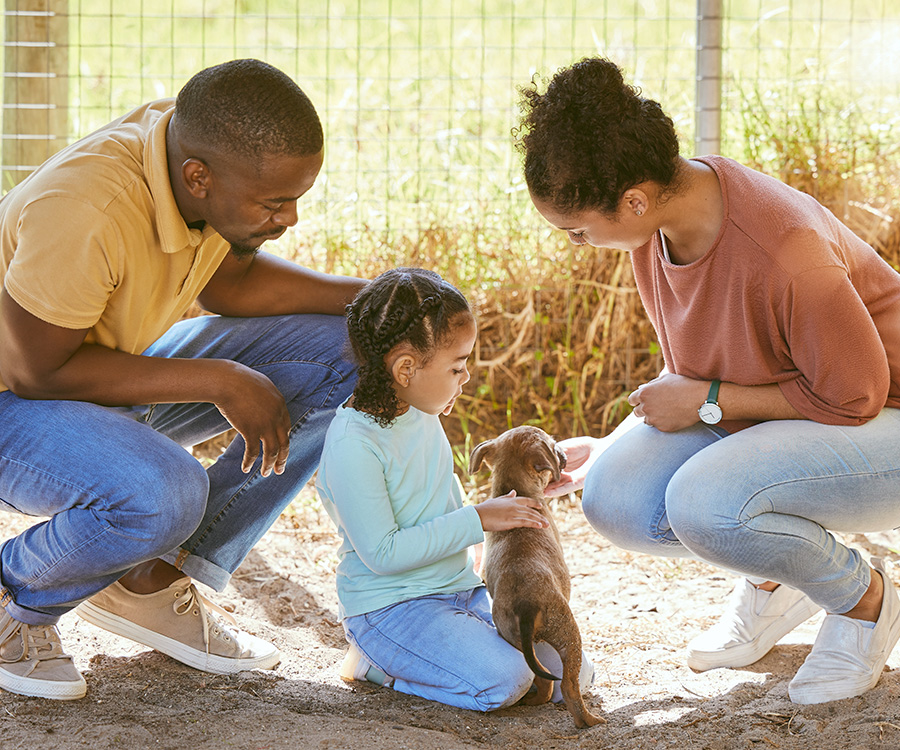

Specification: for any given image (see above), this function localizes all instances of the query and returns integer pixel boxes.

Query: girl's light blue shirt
[316,403,485,619]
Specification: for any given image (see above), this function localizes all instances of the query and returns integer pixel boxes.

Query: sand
[2,491,900,750]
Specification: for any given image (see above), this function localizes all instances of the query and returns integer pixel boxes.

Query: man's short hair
[175,58,323,161]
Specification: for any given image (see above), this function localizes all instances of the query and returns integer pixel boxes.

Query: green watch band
[698,379,723,425]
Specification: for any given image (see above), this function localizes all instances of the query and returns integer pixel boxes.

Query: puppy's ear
[555,443,567,472]
[533,440,562,484]
[468,440,495,475]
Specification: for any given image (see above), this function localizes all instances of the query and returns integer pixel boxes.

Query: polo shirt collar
[144,105,207,254]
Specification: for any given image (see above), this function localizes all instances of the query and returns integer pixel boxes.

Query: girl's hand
[545,436,605,497]
[475,491,549,531]
[627,373,708,432]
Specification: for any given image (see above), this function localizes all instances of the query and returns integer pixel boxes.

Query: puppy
[469,425,603,728]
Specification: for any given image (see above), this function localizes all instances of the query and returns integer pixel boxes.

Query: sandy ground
[3,488,900,750]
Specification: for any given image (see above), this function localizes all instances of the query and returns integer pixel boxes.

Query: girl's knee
[476,662,535,711]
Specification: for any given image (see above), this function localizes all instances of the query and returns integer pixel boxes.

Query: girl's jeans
[343,586,593,712]
[0,313,356,625]
[582,408,900,614]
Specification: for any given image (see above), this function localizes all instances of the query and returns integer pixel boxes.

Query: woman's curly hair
[515,57,680,215]
[345,267,471,427]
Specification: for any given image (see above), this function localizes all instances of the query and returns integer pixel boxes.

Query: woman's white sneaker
[687,578,820,671]
[789,558,900,704]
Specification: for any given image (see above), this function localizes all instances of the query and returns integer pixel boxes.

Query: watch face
[698,402,723,425]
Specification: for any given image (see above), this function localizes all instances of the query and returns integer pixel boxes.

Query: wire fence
[3,1,900,438]
[4,1,899,267]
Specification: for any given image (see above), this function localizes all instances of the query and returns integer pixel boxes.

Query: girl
[316,267,591,712]
[517,56,900,705]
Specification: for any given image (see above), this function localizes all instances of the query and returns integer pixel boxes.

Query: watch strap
[706,379,721,404]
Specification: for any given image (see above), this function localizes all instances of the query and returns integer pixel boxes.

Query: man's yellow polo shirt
[0,98,231,392]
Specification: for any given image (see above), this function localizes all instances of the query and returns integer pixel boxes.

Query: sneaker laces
[0,620,67,664]
[171,583,241,655]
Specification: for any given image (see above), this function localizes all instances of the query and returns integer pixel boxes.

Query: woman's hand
[627,373,708,432]
[544,436,606,497]
[475,491,549,531]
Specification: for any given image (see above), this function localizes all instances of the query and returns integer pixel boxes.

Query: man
[0,59,363,699]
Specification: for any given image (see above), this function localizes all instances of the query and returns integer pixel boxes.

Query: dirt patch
[2,494,900,750]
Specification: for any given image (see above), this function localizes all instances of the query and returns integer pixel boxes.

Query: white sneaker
[339,642,393,687]
[789,558,900,704]
[687,579,820,671]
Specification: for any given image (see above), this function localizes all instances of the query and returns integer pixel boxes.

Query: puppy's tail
[515,602,560,681]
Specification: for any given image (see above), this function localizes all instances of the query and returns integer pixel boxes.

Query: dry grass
[193,140,900,488]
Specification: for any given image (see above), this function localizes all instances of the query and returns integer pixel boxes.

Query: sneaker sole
[75,600,280,675]
[0,668,86,700]
[688,596,821,671]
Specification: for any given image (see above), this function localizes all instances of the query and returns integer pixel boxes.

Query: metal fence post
[695,0,722,156]
[2,0,68,190]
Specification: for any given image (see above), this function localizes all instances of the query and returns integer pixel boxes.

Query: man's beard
[230,242,260,260]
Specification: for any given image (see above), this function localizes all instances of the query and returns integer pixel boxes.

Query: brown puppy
[469,425,603,728]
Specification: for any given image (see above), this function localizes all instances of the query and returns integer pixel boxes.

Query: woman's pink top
[630,155,900,429]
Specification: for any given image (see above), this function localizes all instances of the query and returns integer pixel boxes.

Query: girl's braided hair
[346,267,471,427]
[515,56,680,215]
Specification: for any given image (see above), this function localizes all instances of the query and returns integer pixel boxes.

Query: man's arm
[0,290,292,476]
[197,250,365,317]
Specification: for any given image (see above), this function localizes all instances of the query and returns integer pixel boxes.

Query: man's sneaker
[687,578,820,671]
[789,558,900,704]
[76,579,279,674]
[0,609,86,700]
[339,642,393,687]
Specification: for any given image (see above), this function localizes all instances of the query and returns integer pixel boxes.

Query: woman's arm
[628,374,804,432]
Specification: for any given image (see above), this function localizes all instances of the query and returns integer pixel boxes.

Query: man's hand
[474,491,549,531]
[213,362,292,476]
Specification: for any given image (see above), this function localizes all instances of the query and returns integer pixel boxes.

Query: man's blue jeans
[0,313,356,625]
[582,408,900,614]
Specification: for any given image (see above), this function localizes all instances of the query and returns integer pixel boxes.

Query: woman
[516,56,900,704]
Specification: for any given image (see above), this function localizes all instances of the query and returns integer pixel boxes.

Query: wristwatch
[698,379,723,425]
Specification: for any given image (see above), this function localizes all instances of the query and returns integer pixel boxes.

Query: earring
[635,210,643,216]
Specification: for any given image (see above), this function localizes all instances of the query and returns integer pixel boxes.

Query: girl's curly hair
[515,57,680,215]
[346,267,471,427]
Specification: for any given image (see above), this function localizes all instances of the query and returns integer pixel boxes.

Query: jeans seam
[0,454,99,510]
[15,512,117,591]
[736,466,900,525]
[253,357,348,376]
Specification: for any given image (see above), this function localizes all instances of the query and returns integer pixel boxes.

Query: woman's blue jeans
[582,408,900,615]
[0,313,356,625]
